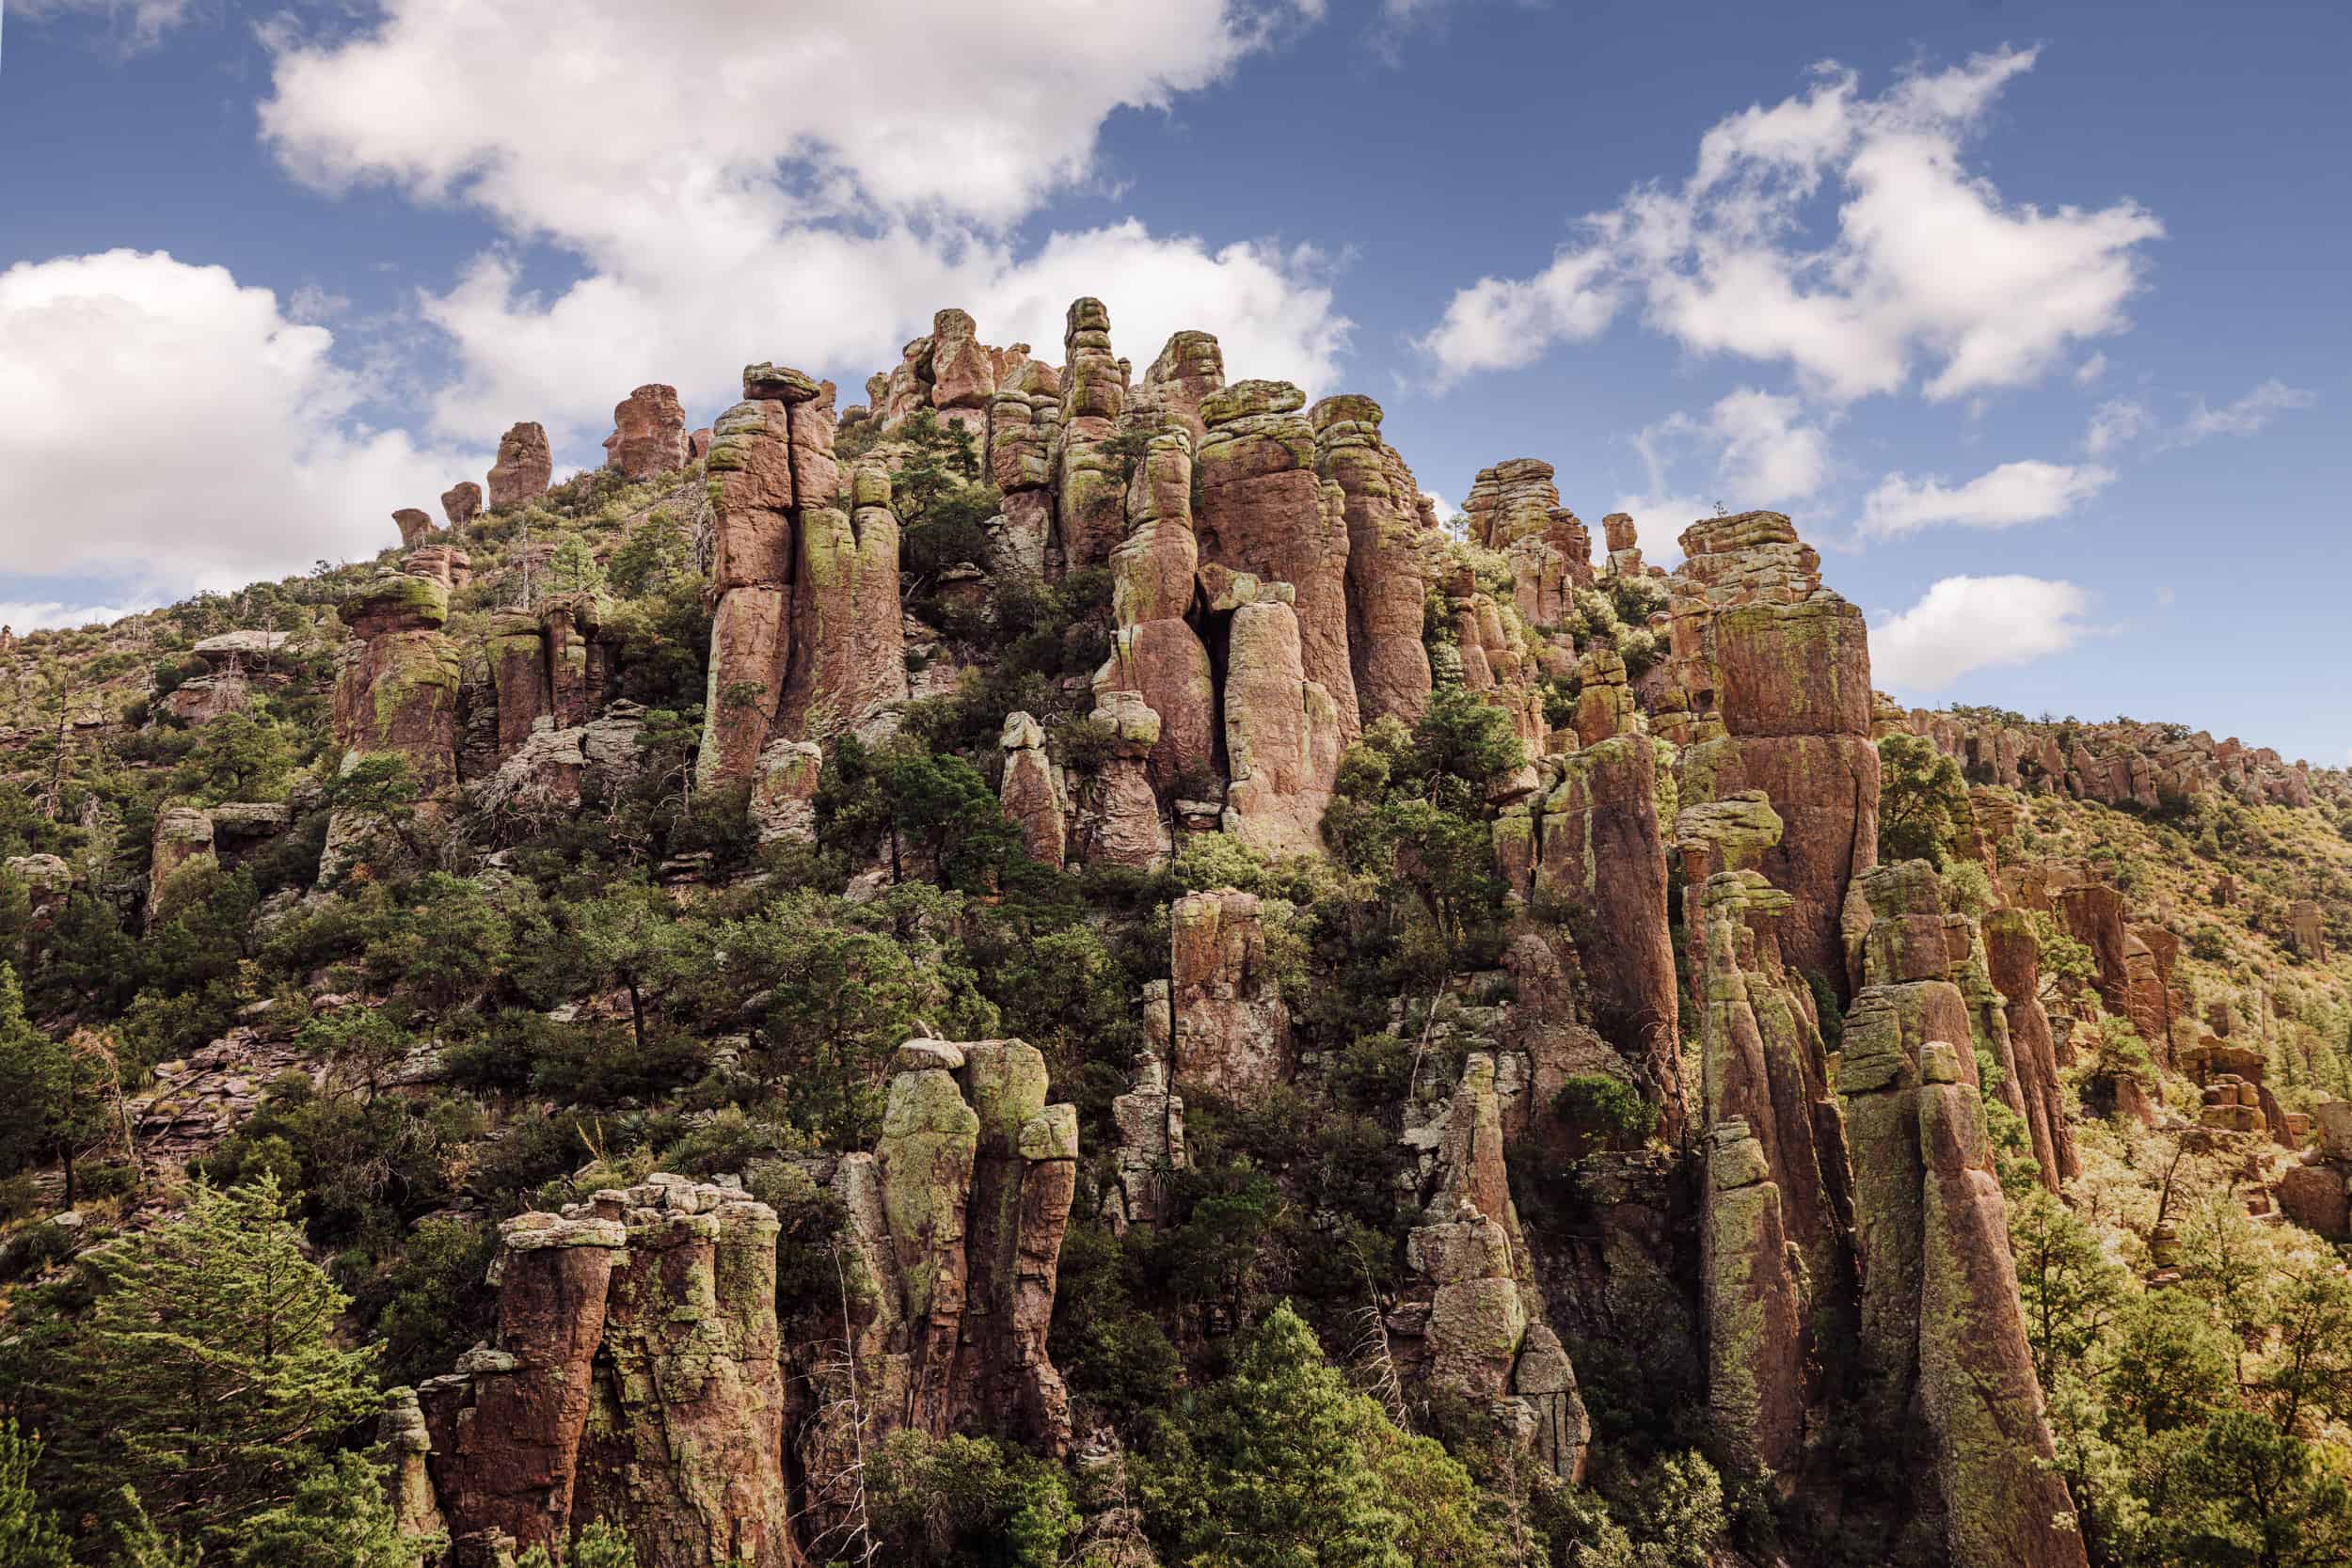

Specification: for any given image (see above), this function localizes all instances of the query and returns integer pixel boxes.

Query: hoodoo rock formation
[603,384,689,479]
[262,293,2179,1568]
[487,420,553,510]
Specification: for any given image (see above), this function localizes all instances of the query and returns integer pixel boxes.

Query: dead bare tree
[795,1243,882,1568]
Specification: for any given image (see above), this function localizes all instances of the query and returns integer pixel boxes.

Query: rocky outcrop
[1530,651,1682,1128]
[1104,1050,1185,1234]
[1076,689,1169,870]
[393,508,437,549]
[997,710,1066,870]
[1394,1053,1590,1484]
[441,482,483,529]
[1103,429,1216,793]
[1894,706,2317,811]
[1983,909,2079,1190]
[1155,888,1289,1098]
[2279,1103,2351,1238]
[1665,513,1878,994]
[603,383,689,479]
[2055,883,2134,1037]
[1055,297,1129,572]
[1312,394,1433,728]
[148,806,216,927]
[480,594,623,768]
[334,572,461,796]
[1219,580,1343,860]
[2289,898,2328,960]
[1463,458,1593,632]
[797,1040,1077,1543]
[698,366,904,781]
[487,420,552,510]
[414,1179,790,1568]
[1195,379,1359,741]
[1704,1119,1805,1482]
[1839,881,2087,1568]
[988,359,1060,578]
[749,737,822,846]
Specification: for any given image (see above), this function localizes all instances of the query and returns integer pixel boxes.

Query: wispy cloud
[1859,460,2113,539]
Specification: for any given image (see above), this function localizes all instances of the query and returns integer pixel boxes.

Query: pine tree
[59,1175,382,1544]
[0,1419,71,1568]
[229,1452,433,1568]
[1166,1303,1411,1568]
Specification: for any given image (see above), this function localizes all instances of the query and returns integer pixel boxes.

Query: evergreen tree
[55,1175,382,1544]
[1876,733,1972,865]
[0,1419,70,1568]
[1157,1303,1410,1568]
[230,1451,432,1568]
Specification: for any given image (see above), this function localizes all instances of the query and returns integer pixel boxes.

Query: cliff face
[46,284,2346,1568]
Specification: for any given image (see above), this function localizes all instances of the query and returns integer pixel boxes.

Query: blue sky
[2,0,2344,764]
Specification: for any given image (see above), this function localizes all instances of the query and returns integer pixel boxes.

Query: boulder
[393,508,436,549]
[997,711,1066,870]
[441,483,483,529]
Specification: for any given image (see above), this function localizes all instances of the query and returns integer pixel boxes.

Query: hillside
[0,301,2347,1568]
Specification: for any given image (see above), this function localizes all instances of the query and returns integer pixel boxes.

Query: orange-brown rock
[1196,379,1359,740]
[778,451,907,743]
[602,383,688,478]
[440,483,482,529]
[997,711,1066,870]
[1104,429,1216,791]
[1055,297,1128,571]
[418,1208,627,1561]
[1076,690,1169,870]
[393,507,436,548]
[1984,909,2078,1190]
[1220,586,1343,860]
[2055,882,2132,1023]
[1140,328,1225,450]
[1312,393,1433,728]
[2289,898,2329,960]
[1667,512,1879,992]
[487,420,552,509]
[334,573,460,795]
[1159,889,1290,1097]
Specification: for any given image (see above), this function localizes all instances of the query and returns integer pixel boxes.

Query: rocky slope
[0,299,2347,1568]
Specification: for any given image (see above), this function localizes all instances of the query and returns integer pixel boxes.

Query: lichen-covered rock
[1055,297,1129,571]
[1077,690,1170,870]
[1395,1053,1591,1484]
[1104,429,1217,791]
[2055,882,2133,1025]
[798,1042,1080,1543]
[1141,328,1225,450]
[603,383,689,478]
[1535,733,1680,1114]
[418,1210,628,1560]
[487,420,552,509]
[378,1389,447,1546]
[1704,1120,1804,1482]
[1985,909,2079,1190]
[779,453,907,743]
[750,736,822,846]
[1164,889,1290,1097]
[1312,393,1432,727]
[1104,1051,1185,1233]
[998,711,1066,869]
[334,573,461,796]
[574,1182,791,1568]
[148,806,216,927]
[1915,1044,2090,1568]
[1665,513,1879,990]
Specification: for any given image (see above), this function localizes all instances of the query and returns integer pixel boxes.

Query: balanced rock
[486,421,552,509]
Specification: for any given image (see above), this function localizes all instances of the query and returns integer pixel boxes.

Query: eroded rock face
[334,573,461,797]
[750,737,823,845]
[998,710,1066,870]
[1220,589,1343,860]
[1159,888,1290,1097]
[393,508,437,549]
[796,1041,1078,1544]
[1056,297,1129,571]
[415,1180,790,1568]
[603,383,689,479]
[1704,1120,1805,1481]
[1893,706,2318,811]
[1312,394,1433,728]
[1077,690,1169,870]
[1984,909,2079,1190]
[778,451,908,744]
[148,806,217,928]
[1665,513,1879,993]
[1196,378,1359,742]
[487,421,552,510]
[1395,1053,1591,1484]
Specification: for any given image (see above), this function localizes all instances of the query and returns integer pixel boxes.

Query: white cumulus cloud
[260,0,1349,451]
[1420,48,2162,402]
[1870,574,2094,691]
[0,250,473,594]
[1858,459,2113,539]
